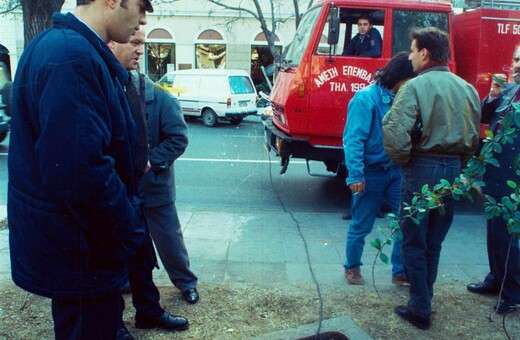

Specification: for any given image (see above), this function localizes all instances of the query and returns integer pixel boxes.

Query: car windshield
[283,5,322,67]
[229,76,255,94]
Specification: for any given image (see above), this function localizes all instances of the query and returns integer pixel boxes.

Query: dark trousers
[123,223,164,323]
[483,206,520,303]
[400,155,461,317]
[144,202,198,291]
[52,291,123,340]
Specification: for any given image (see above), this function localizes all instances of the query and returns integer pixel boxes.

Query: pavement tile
[228,239,284,263]
[185,238,229,261]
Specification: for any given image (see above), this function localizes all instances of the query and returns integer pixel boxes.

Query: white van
[157,69,258,127]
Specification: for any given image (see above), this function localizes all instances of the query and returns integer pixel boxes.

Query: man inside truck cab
[342,15,382,57]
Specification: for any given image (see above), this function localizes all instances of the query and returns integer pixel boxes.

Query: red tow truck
[264,0,520,175]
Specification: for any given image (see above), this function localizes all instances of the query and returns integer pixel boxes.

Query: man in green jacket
[382,27,480,330]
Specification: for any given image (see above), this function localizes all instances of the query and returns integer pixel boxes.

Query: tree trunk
[21,0,65,47]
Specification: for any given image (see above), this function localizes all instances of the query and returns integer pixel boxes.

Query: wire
[267,150,324,339]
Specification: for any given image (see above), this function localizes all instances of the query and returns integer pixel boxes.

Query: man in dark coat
[110,29,189,337]
[467,46,520,315]
[8,0,152,338]
[342,15,382,57]
[142,74,199,304]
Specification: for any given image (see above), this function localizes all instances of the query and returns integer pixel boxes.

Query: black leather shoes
[135,312,189,331]
[395,305,430,330]
[182,288,200,304]
[495,299,520,315]
[116,325,134,340]
[467,282,499,295]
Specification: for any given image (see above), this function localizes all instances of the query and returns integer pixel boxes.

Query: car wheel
[0,131,8,143]
[202,109,218,127]
[230,117,243,125]
[3,82,12,117]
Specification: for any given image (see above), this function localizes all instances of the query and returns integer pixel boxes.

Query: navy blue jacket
[142,78,188,208]
[342,27,382,57]
[482,82,520,198]
[8,13,145,299]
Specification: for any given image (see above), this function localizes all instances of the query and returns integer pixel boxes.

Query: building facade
[0,0,302,84]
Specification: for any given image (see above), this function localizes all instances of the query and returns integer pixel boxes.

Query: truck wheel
[202,109,218,127]
[230,117,243,125]
[0,131,7,143]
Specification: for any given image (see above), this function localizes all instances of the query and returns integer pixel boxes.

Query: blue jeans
[400,155,460,318]
[344,163,404,277]
[483,200,520,304]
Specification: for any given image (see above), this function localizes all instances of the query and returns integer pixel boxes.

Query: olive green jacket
[382,66,481,166]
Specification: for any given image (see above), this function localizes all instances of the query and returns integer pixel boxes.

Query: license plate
[239,101,248,107]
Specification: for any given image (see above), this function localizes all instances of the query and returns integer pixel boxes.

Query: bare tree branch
[207,0,259,20]
[0,0,21,15]
[307,0,314,10]
[293,0,300,27]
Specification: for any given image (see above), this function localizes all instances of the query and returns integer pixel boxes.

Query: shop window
[146,28,175,81]
[251,33,281,94]
[195,30,226,69]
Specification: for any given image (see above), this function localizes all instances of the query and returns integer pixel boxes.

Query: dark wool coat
[8,13,145,299]
[142,78,188,208]
[482,82,520,198]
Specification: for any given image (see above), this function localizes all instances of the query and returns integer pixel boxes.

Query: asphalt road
[176,115,350,214]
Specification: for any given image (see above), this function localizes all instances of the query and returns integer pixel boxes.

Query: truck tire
[202,109,218,127]
[230,117,243,125]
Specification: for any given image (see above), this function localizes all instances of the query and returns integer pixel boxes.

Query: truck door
[308,6,388,148]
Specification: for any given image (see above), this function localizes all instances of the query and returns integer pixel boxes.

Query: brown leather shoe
[345,269,365,285]
[392,274,410,286]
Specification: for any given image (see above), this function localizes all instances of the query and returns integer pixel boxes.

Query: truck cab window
[392,10,449,56]
[284,6,322,66]
[317,8,385,58]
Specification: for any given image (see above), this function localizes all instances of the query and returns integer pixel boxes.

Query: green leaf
[370,239,382,250]
[484,157,500,167]
[507,180,518,189]
[484,129,494,139]
[421,184,429,194]
[379,253,389,264]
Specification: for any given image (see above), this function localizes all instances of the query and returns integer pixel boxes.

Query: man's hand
[489,73,507,99]
[349,181,365,196]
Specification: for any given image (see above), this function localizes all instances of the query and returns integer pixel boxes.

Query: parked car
[157,69,258,127]
[0,62,11,143]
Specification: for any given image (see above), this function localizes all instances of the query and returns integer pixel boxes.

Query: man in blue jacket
[467,46,520,315]
[343,52,415,286]
[8,0,152,338]
[342,15,382,57]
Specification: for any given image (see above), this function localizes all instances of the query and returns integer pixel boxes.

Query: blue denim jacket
[343,82,394,185]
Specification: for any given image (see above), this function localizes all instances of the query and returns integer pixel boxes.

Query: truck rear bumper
[263,117,343,162]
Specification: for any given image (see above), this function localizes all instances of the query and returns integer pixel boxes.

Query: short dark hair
[77,0,93,5]
[378,52,416,89]
[410,27,450,63]
[358,15,372,24]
